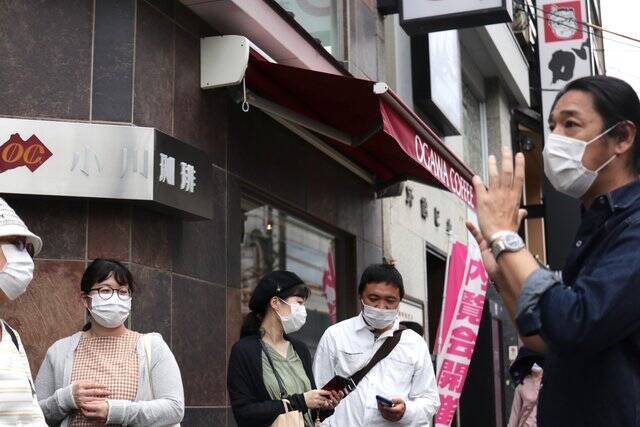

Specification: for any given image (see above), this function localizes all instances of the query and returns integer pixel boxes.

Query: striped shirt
[0,321,46,425]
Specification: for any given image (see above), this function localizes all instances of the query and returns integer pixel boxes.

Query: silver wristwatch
[489,231,525,259]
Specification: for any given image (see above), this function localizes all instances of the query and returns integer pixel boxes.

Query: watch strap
[490,232,524,259]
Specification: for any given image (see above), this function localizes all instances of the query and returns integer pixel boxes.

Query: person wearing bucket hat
[0,198,46,425]
[0,197,42,302]
[228,270,342,427]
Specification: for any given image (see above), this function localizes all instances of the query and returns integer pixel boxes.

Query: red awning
[245,56,477,209]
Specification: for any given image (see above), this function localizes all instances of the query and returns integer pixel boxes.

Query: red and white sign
[412,135,475,209]
[538,0,592,143]
[379,101,476,209]
[322,251,337,324]
[433,240,489,427]
[543,1,583,42]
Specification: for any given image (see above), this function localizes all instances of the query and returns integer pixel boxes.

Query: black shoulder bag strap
[350,328,405,386]
[259,338,288,399]
[3,321,36,396]
[3,321,19,351]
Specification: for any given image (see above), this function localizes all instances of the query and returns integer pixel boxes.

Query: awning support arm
[262,111,375,184]
[245,91,355,146]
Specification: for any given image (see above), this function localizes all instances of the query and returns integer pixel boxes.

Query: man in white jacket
[0,198,46,425]
[313,263,440,426]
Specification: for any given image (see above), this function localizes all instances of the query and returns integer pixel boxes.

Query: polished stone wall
[0,1,383,425]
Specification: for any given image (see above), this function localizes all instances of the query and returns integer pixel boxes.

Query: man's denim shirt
[516,179,640,426]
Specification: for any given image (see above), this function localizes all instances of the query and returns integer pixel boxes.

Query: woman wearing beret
[228,270,341,426]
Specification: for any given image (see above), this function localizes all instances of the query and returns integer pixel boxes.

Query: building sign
[378,101,476,209]
[433,237,488,427]
[0,117,212,219]
[399,298,424,325]
[429,30,463,135]
[0,134,52,173]
[413,135,475,209]
[153,131,212,219]
[410,29,462,136]
[538,0,592,139]
[401,0,514,34]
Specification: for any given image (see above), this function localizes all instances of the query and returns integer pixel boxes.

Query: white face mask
[361,301,399,330]
[276,299,307,334]
[89,294,131,328]
[543,123,619,198]
[0,244,34,300]
[531,363,543,373]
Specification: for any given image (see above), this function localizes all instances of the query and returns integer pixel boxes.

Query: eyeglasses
[88,287,132,301]
[0,237,34,258]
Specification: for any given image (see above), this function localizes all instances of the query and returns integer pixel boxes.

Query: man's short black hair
[358,263,405,298]
[552,75,640,173]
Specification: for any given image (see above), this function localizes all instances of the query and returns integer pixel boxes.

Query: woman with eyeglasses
[35,259,184,426]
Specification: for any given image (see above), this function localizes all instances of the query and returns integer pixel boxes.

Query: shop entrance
[426,246,446,353]
[426,244,505,426]
[459,306,505,427]
[240,197,338,355]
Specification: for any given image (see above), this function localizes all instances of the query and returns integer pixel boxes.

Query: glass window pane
[241,199,337,355]
[462,83,486,179]
[273,0,344,60]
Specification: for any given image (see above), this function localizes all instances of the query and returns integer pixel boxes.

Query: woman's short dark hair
[552,75,640,173]
[358,263,405,299]
[81,258,134,294]
[240,282,310,338]
[81,259,134,331]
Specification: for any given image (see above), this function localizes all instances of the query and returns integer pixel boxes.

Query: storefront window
[273,0,345,60]
[241,198,337,354]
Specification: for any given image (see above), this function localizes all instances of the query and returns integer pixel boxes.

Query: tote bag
[271,399,304,427]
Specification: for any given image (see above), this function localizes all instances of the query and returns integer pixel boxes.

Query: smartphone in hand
[322,375,356,394]
[376,395,394,407]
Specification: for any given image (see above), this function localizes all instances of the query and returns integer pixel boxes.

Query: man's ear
[612,121,637,156]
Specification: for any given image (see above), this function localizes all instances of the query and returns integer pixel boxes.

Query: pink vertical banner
[434,241,469,356]
[322,251,337,324]
[434,242,489,427]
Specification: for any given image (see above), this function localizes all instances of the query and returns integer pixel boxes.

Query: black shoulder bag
[2,321,36,396]
[348,328,406,391]
[2,321,19,350]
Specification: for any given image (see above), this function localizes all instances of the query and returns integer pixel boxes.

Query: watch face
[504,234,523,250]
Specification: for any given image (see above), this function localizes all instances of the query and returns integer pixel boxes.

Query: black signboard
[153,131,213,220]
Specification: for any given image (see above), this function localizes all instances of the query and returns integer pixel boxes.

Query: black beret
[509,346,545,384]
[249,270,305,312]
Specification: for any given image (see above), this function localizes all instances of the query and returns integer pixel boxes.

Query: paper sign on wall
[538,0,592,139]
